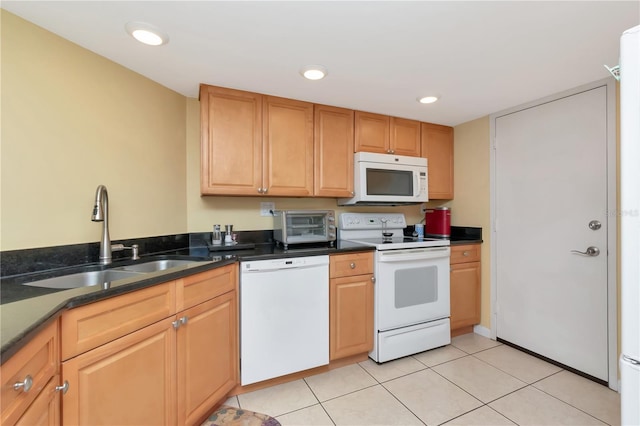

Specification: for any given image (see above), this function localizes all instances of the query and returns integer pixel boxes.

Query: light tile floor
[225,334,621,425]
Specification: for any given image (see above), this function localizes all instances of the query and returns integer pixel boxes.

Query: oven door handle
[377,247,450,262]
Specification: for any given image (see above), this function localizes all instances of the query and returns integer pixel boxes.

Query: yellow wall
[0,11,187,250]
[450,117,491,329]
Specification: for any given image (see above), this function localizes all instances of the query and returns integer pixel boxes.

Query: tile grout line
[528,380,615,425]
[299,376,337,425]
[323,361,428,425]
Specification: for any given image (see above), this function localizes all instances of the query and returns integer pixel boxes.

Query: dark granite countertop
[0,239,374,363]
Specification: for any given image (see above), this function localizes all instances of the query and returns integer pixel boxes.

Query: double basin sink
[23,259,206,289]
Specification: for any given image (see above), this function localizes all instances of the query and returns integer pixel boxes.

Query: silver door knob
[588,220,602,230]
[571,246,600,256]
[55,381,69,394]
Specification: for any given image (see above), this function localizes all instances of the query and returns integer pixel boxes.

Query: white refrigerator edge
[620,24,640,426]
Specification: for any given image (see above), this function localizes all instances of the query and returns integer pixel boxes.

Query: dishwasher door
[240,255,329,385]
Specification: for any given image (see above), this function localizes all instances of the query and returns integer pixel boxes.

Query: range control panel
[338,213,407,230]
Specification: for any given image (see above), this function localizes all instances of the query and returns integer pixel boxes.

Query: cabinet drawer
[330,252,374,278]
[61,282,175,360]
[15,374,60,426]
[450,244,481,264]
[176,264,237,312]
[1,319,59,426]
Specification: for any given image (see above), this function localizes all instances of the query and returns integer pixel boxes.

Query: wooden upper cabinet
[354,111,390,154]
[200,85,263,195]
[390,117,421,156]
[355,112,421,156]
[263,96,314,196]
[421,123,454,199]
[314,105,354,197]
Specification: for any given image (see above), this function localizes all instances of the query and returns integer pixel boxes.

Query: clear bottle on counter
[212,224,222,245]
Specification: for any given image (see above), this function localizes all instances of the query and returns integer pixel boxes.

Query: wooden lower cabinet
[450,244,481,335]
[177,291,237,425]
[61,265,239,425]
[1,319,60,426]
[329,252,374,360]
[330,274,374,360]
[62,317,177,425]
[16,375,61,426]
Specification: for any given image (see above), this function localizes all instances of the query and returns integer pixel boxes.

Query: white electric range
[339,212,451,363]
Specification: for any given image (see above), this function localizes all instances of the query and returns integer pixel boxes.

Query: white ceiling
[3,1,638,126]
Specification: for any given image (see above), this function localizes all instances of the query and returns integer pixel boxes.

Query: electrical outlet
[420,203,428,214]
[260,202,275,217]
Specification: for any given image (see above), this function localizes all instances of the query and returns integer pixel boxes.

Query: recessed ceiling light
[125,22,169,46]
[300,65,328,80]
[418,96,439,104]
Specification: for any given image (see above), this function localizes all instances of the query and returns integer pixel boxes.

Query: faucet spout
[91,185,111,264]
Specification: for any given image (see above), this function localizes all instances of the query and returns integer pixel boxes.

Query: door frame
[489,78,618,390]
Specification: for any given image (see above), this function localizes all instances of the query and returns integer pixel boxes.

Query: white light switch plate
[260,202,275,217]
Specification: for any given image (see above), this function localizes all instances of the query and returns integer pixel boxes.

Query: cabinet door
[421,123,454,199]
[263,96,314,196]
[390,117,421,156]
[330,274,374,360]
[15,375,60,426]
[1,320,59,426]
[177,291,237,426]
[354,111,390,154]
[314,105,354,197]
[200,85,263,196]
[62,318,176,425]
[450,262,481,331]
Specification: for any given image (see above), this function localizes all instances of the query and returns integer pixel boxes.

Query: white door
[494,85,611,382]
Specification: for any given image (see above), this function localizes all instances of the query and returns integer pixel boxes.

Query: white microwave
[338,152,428,205]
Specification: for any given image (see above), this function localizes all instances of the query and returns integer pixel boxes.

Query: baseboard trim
[473,324,491,338]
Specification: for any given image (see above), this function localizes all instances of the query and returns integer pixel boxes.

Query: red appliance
[425,207,451,237]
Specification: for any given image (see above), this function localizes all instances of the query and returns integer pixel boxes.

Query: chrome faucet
[91,185,140,264]
[91,185,112,264]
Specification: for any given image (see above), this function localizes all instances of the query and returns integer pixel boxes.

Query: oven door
[375,246,450,331]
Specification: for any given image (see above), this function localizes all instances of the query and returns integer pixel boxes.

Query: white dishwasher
[240,255,329,385]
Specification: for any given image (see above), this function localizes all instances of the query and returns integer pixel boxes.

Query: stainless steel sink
[23,270,143,289]
[114,259,202,273]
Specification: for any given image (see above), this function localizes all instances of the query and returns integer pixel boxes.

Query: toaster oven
[273,210,336,249]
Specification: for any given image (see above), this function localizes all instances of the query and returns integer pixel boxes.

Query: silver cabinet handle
[13,375,33,392]
[350,262,356,269]
[172,320,181,329]
[257,188,263,194]
[463,251,470,257]
[180,316,188,325]
[571,246,600,256]
[263,188,268,194]
[371,276,376,283]
[589,220,602,230]
[55,381,69,394]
